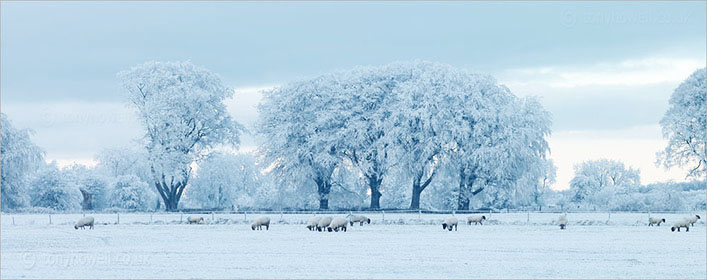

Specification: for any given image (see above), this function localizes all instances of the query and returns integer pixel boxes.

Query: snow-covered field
[2,212,705,279]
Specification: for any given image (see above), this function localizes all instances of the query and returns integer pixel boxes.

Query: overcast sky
[2,1,705,189]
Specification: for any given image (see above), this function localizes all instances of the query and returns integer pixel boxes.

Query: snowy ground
[2,212,705,279]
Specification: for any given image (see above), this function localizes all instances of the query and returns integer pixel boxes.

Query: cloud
[502,56,704,89]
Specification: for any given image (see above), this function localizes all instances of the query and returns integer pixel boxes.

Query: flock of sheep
[72,213,702,232]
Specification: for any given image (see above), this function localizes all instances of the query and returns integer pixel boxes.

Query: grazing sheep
[251,216,270,231]
[442,217,458,231]
[327,217,348,232]
[557,214,568,230]
[648,217,666,226]
[186,216,205,224]
[317,216,333,232]
[466,214,487,225]
[686,215,701,226]
[347,214,371,226]
[74,216,95,230]
[671,219,691,232]
[306,216,322,231]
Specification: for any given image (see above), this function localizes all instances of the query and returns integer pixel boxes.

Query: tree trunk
[316,177,331,210]
[152,166,189,212]
[409,169,435,210]
[319,197,329,210]
[368,174,383,209]
[457,171,482,210]
[410,186,422,209]
[457,170,470,210]
[80,190,92,210]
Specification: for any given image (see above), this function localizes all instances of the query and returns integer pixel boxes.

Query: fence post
[117,213,120,224]
[212,212,215,222]
[49,214,52,225]
[607,211,611,223]
[527,211,530,223]
[244,212,247,222]
[418,210,421,220]
[382,210,385,222]
[12,217,15,226]
[280,211,283,221]
[180,213,183,223]
[150,213,153,224]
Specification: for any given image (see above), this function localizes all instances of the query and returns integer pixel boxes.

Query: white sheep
[251,216,270,231]
[327,217,348,232]
[347,214,371,226]
[557,214,568,230]
[306,216,322,231]
[186,216,205,224]
[648,217,665,226]
[466,214,487,225]
[671,218,691,232]
[74,216,95,230]
[686,215,701,226]
[442,217,458,231]
[317,216,333,232]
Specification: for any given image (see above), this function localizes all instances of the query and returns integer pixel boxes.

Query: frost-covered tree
[187,152,262,210]
[1,113,44,211]
[64,165,110,210]
[658,68,706,179]
[338,65,412,209]
[29,164,82,211]
[109,175,154,211]
[257,74,347,209]
[94,146,151,183]
[569,159,640,202]
[385,63,447,209]
[389,62,552,210]
[118,61,243,211]
[532,159,557,210]
[449,86,551,210]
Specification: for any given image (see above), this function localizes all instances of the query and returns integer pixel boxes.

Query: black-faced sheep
[442,217,458,231]
[466,214,487,225]
[251,216,270,230]
[327,217,348,232]
[648,217,665,226]
[307,216,321,231]
[187,216,205,224]
[347,214,371,226]
[557,214,568,230]
[671,219,691,232]
[686,215,701,226]
[317,216,333,232]
[74,216,95,230]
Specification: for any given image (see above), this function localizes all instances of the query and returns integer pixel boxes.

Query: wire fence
[2,209,705,227]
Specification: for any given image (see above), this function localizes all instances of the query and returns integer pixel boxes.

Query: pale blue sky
[1,1,705,188]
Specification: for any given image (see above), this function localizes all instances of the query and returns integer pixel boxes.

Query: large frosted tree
[658,68,706,179]
[338,65,409,209]
[257,74,345,209]
[391,63,468,209]
[1,113,44,211]
[118,61,243,211]
[447,80,551,210]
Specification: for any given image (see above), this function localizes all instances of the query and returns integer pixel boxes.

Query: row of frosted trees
[256,61,552,209]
